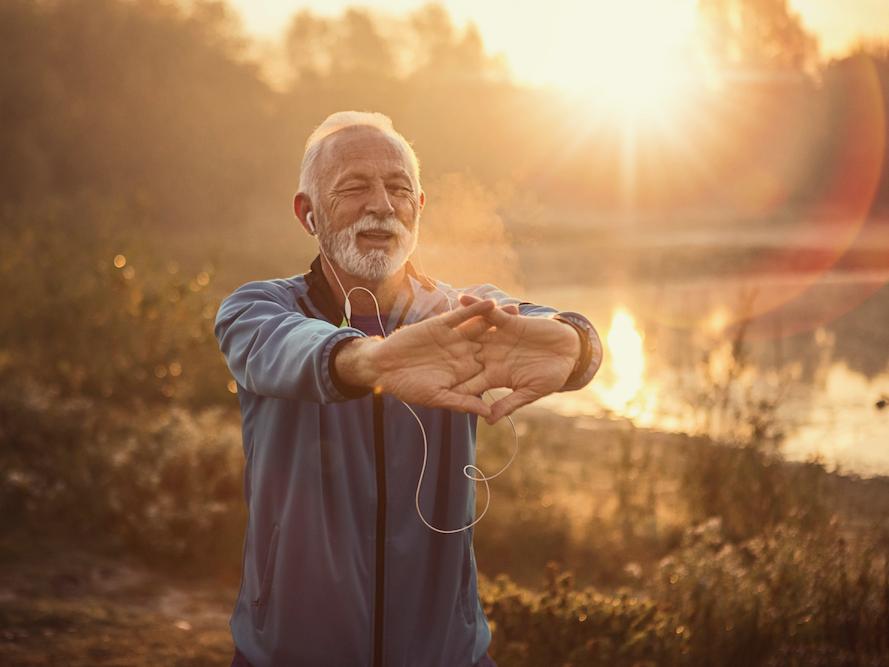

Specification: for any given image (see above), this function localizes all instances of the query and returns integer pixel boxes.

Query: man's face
[313,126,422,282]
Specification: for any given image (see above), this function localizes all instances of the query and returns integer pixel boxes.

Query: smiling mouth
[358,231,395,241]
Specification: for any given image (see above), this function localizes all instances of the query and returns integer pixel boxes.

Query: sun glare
[599,307,646,411]
[586,307,688,432]
[559,0,700,123]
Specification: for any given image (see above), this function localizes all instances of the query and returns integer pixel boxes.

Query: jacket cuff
[327,333,374,400]
[553,313,603,392]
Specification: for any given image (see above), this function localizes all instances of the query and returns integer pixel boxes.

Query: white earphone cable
[314,228,518,533]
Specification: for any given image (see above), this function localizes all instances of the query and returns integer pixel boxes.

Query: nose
[365,181,395,218]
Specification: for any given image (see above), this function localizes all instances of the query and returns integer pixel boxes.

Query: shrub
[0,198,233,410]
[655,518,889,666]
[0,379,245,575]
[481,563,688,667]
[677,295,831,541]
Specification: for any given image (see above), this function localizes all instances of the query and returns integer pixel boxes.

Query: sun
[554,0,700,123]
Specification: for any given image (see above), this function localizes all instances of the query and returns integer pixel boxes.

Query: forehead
[319,126,412,179]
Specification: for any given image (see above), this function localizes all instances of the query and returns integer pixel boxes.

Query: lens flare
[632,54,886,341]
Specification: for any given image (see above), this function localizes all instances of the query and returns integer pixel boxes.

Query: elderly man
[215,111,603,667]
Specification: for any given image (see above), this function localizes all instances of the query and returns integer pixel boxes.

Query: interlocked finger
[438,391,491,419]
[451,372,493,397]
[440,299,495,327]
[454,314,495,341]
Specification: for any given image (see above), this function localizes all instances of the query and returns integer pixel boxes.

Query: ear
[418,189,426,212]
[293,192,314,236]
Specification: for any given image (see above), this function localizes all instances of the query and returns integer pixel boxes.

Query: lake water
[525,266,889,477]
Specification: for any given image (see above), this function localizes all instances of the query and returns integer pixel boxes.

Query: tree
[698,0,819,72]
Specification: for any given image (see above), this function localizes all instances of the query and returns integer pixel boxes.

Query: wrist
[333,336,383,390]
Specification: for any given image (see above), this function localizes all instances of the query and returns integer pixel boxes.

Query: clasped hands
[334,296,582,424]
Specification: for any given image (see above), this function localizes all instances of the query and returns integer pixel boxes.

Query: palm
[367,299,494,417]
[454,296,580,423]
[481,316,576,396]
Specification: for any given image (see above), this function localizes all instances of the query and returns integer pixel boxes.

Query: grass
[0,531,235,667]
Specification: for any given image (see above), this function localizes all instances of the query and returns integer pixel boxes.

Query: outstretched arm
[215,280,497,416]
[214,280,370,402]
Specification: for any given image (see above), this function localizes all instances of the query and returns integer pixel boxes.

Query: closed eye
[339,185,368,195]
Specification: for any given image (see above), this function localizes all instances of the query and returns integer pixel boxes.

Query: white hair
[298,111,421,207]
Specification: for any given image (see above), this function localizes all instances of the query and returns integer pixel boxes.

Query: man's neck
[320,256,406,316]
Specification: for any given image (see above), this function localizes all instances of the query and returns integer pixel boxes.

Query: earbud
[306,211,317,236]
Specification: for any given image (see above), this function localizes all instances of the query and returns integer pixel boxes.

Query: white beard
[319,213,418,281]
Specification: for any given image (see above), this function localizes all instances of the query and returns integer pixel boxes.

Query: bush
[680,440,832,541]
[0,198,233,409]
[677,298,831,541]
[478,518,889,667]
[0,379,245,575]
[656,518,889,666]
[482,563,688,667]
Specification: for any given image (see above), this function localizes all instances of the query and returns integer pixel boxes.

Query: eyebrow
[334,169,413,186]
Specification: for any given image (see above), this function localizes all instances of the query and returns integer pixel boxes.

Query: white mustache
[350,215,410,238]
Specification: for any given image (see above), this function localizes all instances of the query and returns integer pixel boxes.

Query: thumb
[486,388,538,424]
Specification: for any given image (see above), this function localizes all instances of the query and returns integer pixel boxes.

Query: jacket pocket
[459,530,475,625]
[252,522,280,631]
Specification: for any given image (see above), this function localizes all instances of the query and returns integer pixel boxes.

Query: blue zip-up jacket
[214,257,603,667]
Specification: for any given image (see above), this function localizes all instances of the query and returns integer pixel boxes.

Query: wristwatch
[554,316,593,387]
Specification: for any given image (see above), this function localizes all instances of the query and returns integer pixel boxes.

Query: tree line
[2,0,887,241]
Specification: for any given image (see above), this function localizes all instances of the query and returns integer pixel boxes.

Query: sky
[225,0,889,89]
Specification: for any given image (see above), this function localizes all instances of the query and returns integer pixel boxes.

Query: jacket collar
[304,255,437,328]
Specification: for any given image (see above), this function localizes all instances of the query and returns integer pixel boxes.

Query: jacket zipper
[372,393,387,667]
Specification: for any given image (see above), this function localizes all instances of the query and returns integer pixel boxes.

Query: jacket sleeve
[460,283,604,392]
[214,279,368,402]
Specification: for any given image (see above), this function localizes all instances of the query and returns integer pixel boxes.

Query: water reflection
[782,362,889,475]
[533,293,889,477]
[598,308,645,413]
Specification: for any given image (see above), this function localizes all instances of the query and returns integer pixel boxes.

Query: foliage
[0,0,274,232]
[698,0,819,71]
[656,518,889,666]
[0,197,243,573]
[676,292,831,541]
[479,518,889,667]
[481,564,688,667]
[0,198,232,409]
[0,379,245,574]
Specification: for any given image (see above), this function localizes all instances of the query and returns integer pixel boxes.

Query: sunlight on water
[544,305,682,431]
[782,363,889,475]
[705,306,730,335]
[596,308,645,412]
[536,296,889,477]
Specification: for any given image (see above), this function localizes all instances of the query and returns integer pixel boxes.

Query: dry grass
[0,533,236,667]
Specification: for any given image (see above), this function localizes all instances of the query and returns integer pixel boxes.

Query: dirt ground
[0,535,237,666]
